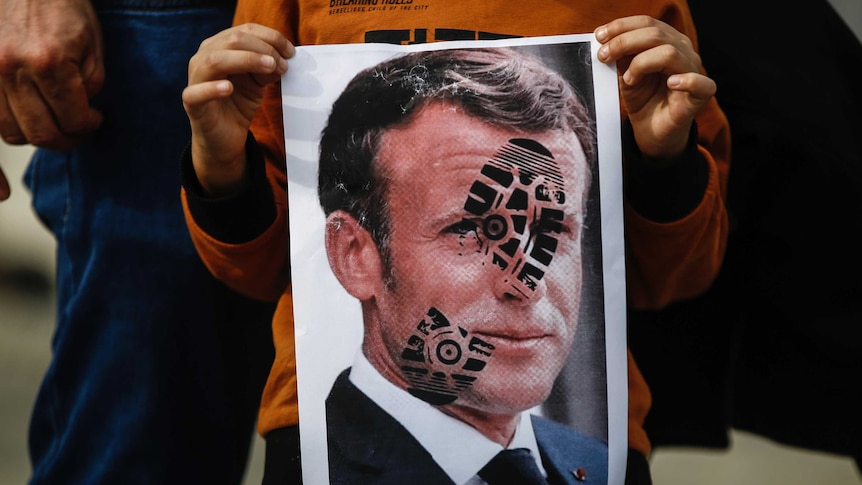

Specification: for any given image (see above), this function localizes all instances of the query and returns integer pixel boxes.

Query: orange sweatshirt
[181,0,730,458]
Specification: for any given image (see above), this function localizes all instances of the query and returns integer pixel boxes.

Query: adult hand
[182,23,293,197]
[595,15,716,161]
[0,164,9,201]
[0,0,105,151]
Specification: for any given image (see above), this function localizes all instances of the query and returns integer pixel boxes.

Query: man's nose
[490,254,548,304]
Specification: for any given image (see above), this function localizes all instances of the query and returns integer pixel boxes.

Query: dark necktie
[478,448,547,485]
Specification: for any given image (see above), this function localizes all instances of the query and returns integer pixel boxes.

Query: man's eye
[532,218,563,235]
[446,218,480,235]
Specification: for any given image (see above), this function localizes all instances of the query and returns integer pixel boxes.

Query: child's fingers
[182,80,232,118]
[667,72,716,101]
[621,44,698,85]
[231,23,295,59]
[189,48,284,86]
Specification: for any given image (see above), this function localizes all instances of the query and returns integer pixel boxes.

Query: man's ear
[324,210,384,301]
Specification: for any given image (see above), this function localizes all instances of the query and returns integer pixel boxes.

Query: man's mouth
[472,331,550,355]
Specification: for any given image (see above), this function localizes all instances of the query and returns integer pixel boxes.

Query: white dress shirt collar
[349,352,547,485]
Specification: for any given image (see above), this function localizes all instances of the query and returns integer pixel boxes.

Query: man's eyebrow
[433,205,477,225]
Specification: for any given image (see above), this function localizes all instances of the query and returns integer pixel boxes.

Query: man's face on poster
[361,101,589,417]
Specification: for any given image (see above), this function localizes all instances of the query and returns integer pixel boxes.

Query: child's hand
[182,23,294,196]
[595,15,716,162]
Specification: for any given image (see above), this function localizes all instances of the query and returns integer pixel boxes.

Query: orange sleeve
[180,2,299,303]
[621,0,731,459]
[624,0,731,310]
[181,186,290,302]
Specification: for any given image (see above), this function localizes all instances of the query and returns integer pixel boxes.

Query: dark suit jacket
[325,369,608,484]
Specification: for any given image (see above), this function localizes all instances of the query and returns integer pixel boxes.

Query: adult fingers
[3,76,81,150]
[0,59,100,150]
[0,89,25,145]
[33,60,103,135]
[81,45,106,98]
[0,165,10,201]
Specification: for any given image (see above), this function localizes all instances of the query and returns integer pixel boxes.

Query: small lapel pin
[571,467,587,482]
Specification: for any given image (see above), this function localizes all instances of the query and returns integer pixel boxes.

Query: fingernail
[623,71,632,85]
[595,26,608,42]
[216,80,231,93]
[598,45,609,60]
[278,57,289,72]
[261,55,275,69]
[668,75,681,87]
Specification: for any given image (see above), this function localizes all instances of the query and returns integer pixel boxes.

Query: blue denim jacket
[24,2,274,483]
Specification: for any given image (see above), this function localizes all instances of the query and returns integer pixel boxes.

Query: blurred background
[2,1,861,483]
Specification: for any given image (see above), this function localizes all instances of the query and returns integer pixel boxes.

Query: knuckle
[661,43,680,59]
[26,131,54,146]
[187,53,200,76]
[645,26,665,45]
[202,51,223,71]
[1,131,26,145]
[0,114,24,144]
[27,48,62,77]
[236,23,257,34]
[222,30,246,49]
[189,50,209,71]
[0,40,69,77]
[197,36,213,53]
[680,35,694,52]
[181,97,195,115]
[0,51,21,75]
[634,15,654,27]
[609,36,628,55]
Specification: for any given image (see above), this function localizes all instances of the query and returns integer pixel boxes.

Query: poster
[282,34,627,484]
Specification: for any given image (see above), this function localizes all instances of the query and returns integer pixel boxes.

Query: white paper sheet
[283,34,627,484]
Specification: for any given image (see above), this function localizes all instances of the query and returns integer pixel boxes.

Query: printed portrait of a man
[307,45,611,485]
